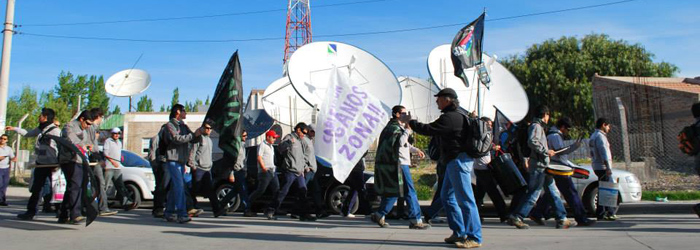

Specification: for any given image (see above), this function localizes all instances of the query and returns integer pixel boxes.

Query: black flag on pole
[205,51,244,160]
[493,108,516,151]
[451,12,485,87]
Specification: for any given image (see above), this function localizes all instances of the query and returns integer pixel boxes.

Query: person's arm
[528,124,553,157]
[104,140,120,168]
[257,145,268,173]
[6,126,40,137]
[598,137,613,175]
[166,122,198,144]
[257,155,267,173]
[188,139,201,170]
[408,115,454,137]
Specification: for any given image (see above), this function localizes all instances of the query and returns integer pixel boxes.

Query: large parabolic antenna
[105,69,151,97]
[427,44,529,122]
[262,77,315,126]
[398,76,441,123]
[242,109,275,139]
[287,41,401,113]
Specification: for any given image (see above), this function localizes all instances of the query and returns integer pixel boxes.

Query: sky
[5,0,699,113]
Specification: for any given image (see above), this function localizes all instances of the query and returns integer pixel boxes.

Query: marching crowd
[5,88,700,249]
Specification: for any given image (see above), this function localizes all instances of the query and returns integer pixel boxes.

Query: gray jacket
[589,129,612,171]
[280,133,305,176]
[233,142,246,172]
[164,118,197,164]
[14,123,61,165]
[301,137,317,172]
[527,119,550,169]
[188,135,213,171]
[63,119,90,164]
[547,127,580,168]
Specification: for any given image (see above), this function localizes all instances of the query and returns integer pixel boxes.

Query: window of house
[141,138,151,154]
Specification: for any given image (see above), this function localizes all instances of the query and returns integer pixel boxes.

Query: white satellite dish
[287,41,401,113]
[427,44,529,122]
[398,76,441,123]
[262,77,315,126]
[105,69,151,97]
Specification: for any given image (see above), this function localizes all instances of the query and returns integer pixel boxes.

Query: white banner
[315,66,389,183]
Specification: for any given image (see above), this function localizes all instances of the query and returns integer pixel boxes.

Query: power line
[16,0,638,43]
[18,0,390,27]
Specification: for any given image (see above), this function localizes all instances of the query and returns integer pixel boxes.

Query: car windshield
[120,150,150,168]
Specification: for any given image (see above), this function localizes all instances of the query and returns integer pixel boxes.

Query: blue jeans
[376,165,422,223]
[531,175,589,223]
[442,153,481,243]
[165,161,187,218]
[0,168,10,203]
[513,166,567,221]
[424,161,445,220]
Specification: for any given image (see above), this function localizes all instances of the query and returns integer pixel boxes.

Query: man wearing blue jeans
[373,105,429,229]
[508,105,576,229]
[162,104,201,224]
[407,89,481,248]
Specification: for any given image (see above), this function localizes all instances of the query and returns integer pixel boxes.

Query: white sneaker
[344,213,356,218]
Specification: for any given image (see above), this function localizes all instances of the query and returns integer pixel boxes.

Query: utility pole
[0,0,15,135]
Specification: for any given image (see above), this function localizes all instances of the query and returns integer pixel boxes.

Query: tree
[159,104,167,112]
[86,75,109,113]
[501,34,678,135]
[54,71,88,117]
[6,86,40,151]
[136,95,154,112]
[171,88,179,108]
[205,95,210,106]
[111,105,121,115]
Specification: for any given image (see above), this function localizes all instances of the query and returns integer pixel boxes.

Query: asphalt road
[1,187,699,250]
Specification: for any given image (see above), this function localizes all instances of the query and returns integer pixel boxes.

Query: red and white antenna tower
[283,0,312,66]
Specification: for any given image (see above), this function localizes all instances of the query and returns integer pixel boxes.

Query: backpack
[678,122,700,156]
[156,124,171,160]
[36,126,60,165]
[461,115,493,158]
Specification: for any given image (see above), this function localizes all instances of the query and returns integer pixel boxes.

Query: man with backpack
[372,105,430,230]
[472,117,508,223]
[507,105,576,230]
[404,88,481,248]
[162,104,202,224]
[10,108,61,220]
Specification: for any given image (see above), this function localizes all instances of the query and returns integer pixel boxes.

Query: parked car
[213,146,379,215]
[106,150,155,209]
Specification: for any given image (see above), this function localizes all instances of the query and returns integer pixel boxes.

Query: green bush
[642,191,700,201]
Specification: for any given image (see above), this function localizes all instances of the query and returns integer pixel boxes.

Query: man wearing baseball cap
[103,127,135,212]
[247,130,280,216]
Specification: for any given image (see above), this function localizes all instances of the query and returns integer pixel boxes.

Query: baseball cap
[111,127,121,134]
[265,130,280,138]
[434,88,458,99]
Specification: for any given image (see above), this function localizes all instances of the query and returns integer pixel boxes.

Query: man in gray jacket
[508,105,575,229]
[589,117,618,220]
[188,120,221,217]
[11,108,61,220]
[162,104,201,223]
[58,110,97,224]
[265,122,315,221]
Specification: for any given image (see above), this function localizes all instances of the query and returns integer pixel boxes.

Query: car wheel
[327,185,358,215]
[216,184,241,215]
[125,183,142,209]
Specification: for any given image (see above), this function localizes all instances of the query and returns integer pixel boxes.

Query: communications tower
[283,0,312,66]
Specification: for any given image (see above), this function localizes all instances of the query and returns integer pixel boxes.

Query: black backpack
[462,115,493,158]
[678,121,700,156]
[156,124,170,159]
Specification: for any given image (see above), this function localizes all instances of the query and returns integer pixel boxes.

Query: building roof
[594,75,700,94]
[99,114,123,130]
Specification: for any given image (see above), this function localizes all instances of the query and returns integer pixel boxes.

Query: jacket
[164,118,196,164]
[188,135,213,171]
[408,105,466,165]
[62,119,89,164]
[527,118,550,169]
[279,133,305,176]
[374,120,403,197]
[589,129,612,171]
[301,137,317,172]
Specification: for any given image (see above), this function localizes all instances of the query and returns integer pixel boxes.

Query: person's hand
[606,168,612,177]
[305,167,310,173]
[11,157,17,162]
[5,126,13,131]
[416,150,425,159]
[261,167,267,173]
[290,137,295,143]
[493,145,501,151]
[398,113,412,123]
[184,167,191,174]
[194,127,202,136]
[228,173,235,183]
[547,149,556,157]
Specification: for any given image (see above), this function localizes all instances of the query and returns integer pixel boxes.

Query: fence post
[615,97,631,170]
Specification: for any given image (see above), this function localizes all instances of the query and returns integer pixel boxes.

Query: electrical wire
[19,0,391,27]
[15,0,637,43]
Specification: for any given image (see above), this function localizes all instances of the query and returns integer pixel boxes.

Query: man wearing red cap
[247,130,280,216]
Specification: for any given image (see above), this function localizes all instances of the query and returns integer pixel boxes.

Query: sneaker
[693,204,700,218]
[152,208,165,218]
[163,215,177,222]
[265,210,277,220]
[370,213,390,228]
[42,206,56,213]
[100,210,118,216]
[603,215,617,221]
[213,209,226,218]
[508,217,529,229]
[0,202,8,206]
[243,211,258,217]
[455,239,482,249]
[408,222,431,230]
[177,217,191,224]
[528,216,547,226]
[17,213,35,221]
[316,212,330,219]
[577,220,596,227]
[444,234,465,244]
[188,209,204,217]
[57,217,68,224]
[68,216,85,225]
[344,213,356,218]
[123,201,137,211]
[299,214,317,222]
[556,219,577,229]
[290,214,299,219]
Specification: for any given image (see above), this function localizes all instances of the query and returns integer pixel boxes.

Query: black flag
[493,108,515,150]
[451,12,485,87]
[205,51,244,160]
